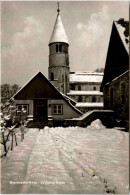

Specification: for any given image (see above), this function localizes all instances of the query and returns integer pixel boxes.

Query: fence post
[14,133,18,146]
[2,132,7,156]
[11,131,13,151]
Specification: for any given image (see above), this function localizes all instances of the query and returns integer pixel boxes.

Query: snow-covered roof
[61,92,77,104]
[10,71,82,115]
[76,102,103,108]
[70,72,103,83]
[67,90,103,96]
[114,19,129,54]
[49,14,69,45]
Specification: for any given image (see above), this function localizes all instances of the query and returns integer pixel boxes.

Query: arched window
[93,87,96,90]
[78,86,81,91]
[51,73,54,80]
[56,44,58,53]
[59,44,62,52]
[92,96,96,102]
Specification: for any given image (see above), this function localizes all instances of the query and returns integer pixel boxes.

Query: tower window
[62,75,64,82]
[51,73,54,80]
[78,86,81,91]
[65,75,67,82]
[59,44,62,52]
[93,87,96,90]
[56,44,58,53]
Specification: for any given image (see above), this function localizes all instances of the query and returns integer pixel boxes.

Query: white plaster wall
[48,99,80,120]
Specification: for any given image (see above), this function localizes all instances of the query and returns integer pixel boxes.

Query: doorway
[34,99,47,122]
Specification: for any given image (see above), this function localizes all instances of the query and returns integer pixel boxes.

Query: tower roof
[49,14,69,45]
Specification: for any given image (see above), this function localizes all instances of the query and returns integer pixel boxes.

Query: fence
[1,125,27,158]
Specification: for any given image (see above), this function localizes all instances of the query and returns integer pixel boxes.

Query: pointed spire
[49,3,69,45]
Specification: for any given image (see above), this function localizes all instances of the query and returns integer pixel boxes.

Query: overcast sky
[1,1,129,86]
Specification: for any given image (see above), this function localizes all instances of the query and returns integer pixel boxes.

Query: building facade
[101,19,129,127]
[67,72,104,113]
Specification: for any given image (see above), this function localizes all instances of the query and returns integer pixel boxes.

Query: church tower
[48,3,70,94]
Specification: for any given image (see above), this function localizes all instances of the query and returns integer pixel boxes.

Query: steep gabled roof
[101,19,129,91]
[49,14,69,45]
[13,72,62,100]
[12,72,82,115]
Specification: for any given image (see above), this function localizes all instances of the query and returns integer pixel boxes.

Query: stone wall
[53,110,116,129]
[76,106,103,113]
[103,71,129,122]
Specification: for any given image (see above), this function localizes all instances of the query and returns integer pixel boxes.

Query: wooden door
[34,99,47,122]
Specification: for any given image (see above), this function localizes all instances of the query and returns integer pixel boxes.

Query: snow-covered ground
[1,123,129,194]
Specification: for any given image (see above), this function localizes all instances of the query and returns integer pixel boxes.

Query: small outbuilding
[11,72,82,125]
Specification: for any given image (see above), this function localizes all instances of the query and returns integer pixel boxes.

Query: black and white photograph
[1,1,129,194]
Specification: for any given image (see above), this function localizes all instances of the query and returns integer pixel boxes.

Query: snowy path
[1,127,129,194]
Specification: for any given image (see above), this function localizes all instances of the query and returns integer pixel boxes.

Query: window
[92,96,96,102]
[65,75,67,82]
[56,44,62,53]
[56,44,58,53]
[51,73,54,80]
[78,86,81,91]
[71,84,75,90]
[52,104,63,115]
[121,83,125,104]
[16,104,29,115]
[93,87,96,90]
[59,44,62,52]
[78,96,82,102]
[62,75,64,82]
